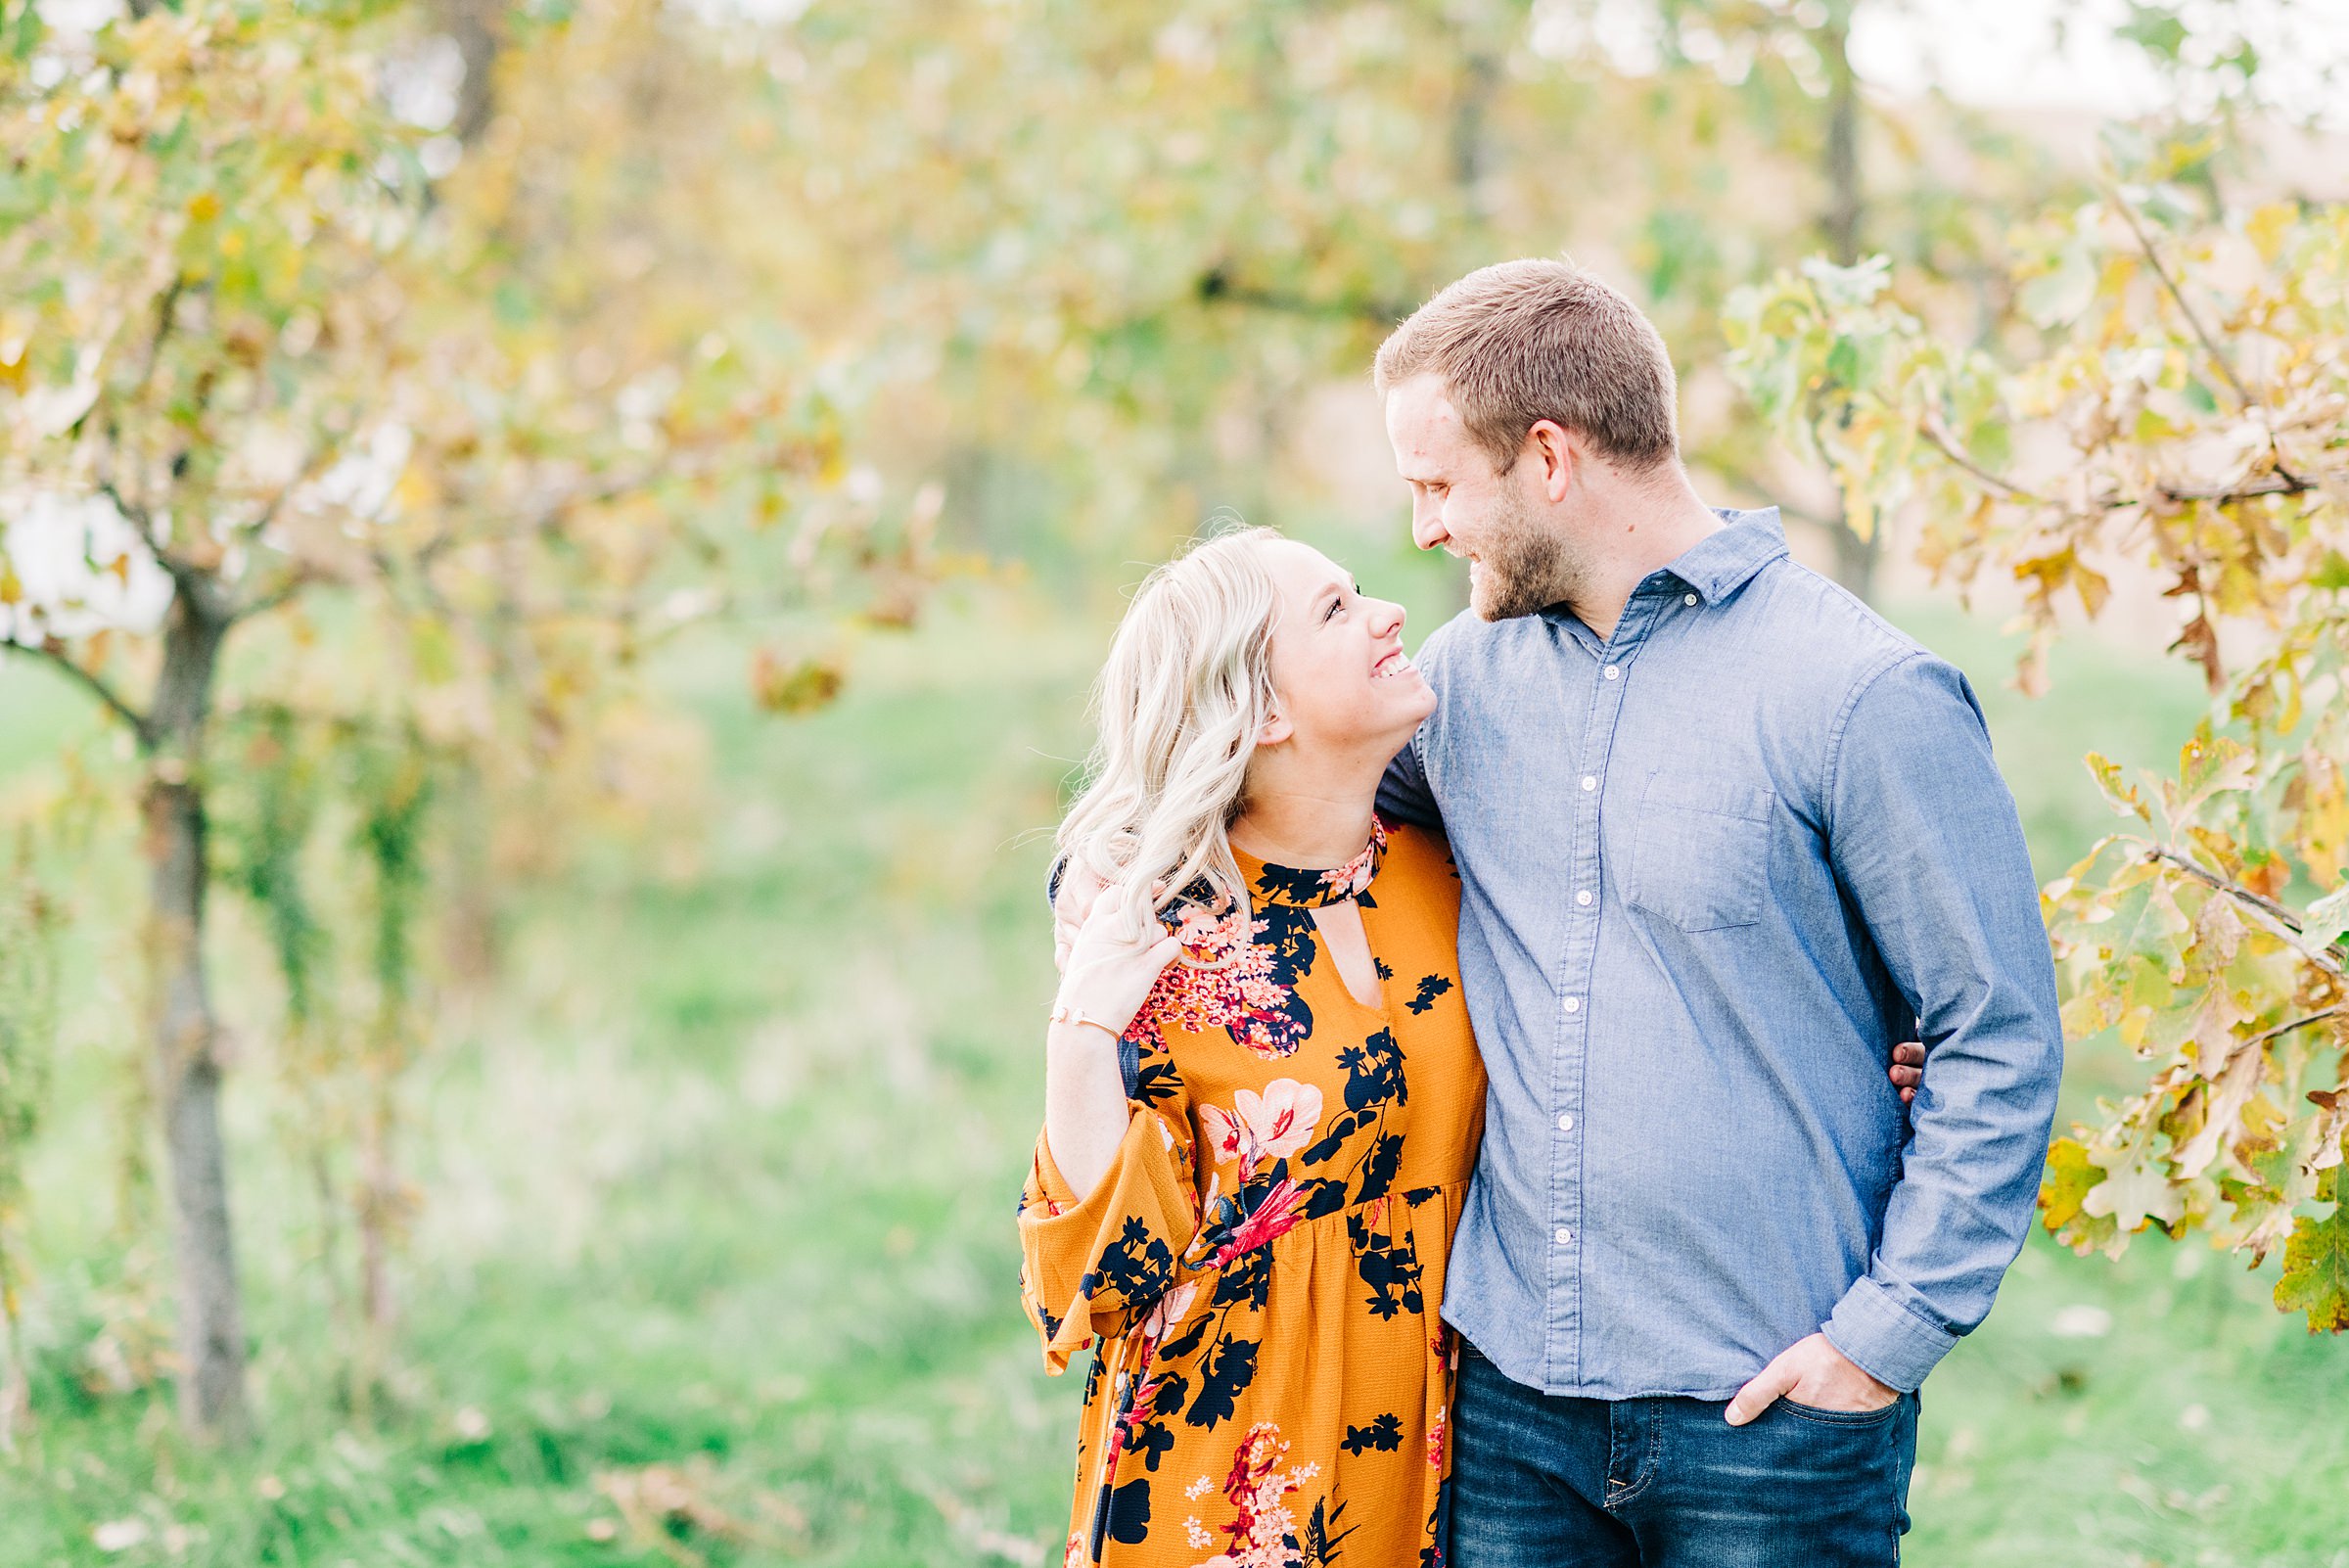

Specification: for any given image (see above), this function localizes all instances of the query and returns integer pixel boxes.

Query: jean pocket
[1628,772,1773,933]
[1777,1396,1903,1428]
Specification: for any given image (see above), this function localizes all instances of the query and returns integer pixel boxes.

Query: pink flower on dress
[1196,1080,1324,1181]
[1427,1411,1449,1471]
[1209,1178,1307,1268]
[1199,1420,1320,1568]
[1141,1279,1200,1342]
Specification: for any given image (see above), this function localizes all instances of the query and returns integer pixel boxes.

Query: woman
[1020,527,1479,1568]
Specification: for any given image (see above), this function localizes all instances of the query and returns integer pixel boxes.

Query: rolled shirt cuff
[1821,1274,1958,1394]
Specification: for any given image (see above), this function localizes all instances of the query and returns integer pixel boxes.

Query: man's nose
[1410,501,1446,552]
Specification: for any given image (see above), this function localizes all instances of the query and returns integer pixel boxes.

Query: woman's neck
[1228,783,1379,870]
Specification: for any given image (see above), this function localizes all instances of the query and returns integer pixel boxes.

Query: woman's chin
[1380,670,1437,728]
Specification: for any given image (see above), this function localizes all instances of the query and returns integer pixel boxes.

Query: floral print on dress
[1183,1421,1327,1568]
[1247,817,1386,909]
[1019,819,1481,1568]
[1128,901,1316,1061]
[1198,1081,1325,1180]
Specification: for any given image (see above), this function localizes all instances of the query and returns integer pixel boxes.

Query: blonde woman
[1021,528,1483,1568]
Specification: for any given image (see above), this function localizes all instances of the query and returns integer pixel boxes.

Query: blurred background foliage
[0,0,2344,1562]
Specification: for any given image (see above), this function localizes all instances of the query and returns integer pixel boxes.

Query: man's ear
[1524,420,1576,504]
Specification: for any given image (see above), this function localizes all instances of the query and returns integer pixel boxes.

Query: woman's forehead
[1260,537,1346,596]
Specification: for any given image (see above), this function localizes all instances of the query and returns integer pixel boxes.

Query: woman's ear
[1255,708,1293,747]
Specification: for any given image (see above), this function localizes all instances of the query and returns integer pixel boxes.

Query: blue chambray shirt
[1377,508,2061,1401]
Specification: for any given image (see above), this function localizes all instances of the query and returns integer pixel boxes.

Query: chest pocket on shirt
[1628,771,1773,933]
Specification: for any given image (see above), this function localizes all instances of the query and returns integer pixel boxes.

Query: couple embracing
[1018,260,2061,1568]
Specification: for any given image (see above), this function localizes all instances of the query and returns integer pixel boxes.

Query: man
[1370,258,2060,1565]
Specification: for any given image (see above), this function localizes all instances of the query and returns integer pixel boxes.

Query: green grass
[0,588,2341,1567]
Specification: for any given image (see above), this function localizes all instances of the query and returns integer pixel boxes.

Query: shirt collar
[1663,507,1788,606]
[1234,815,1389,909]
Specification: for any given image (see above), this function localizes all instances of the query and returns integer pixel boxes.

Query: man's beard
[1468,481,1585,623]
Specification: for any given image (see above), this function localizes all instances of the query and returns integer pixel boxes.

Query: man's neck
[1570,472,1724,642]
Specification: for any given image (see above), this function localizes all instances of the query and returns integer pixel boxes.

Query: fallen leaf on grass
[591,1460,805,1567]
[92,1520,149,1553]
[916,1480,1045,1566]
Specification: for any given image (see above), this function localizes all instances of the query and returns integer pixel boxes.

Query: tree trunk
[1822,7,1863,271]
[142,588,249,1439]
[1828,507,1884,600]
[439,0,504,148]
[1819,4,1879,605]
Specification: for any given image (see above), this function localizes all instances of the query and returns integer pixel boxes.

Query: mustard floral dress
[1020,818,1485,1568]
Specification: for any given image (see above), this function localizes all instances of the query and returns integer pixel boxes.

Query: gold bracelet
[1049,998,1120,1039]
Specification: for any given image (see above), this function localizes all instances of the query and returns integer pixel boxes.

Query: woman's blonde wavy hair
[1057,526,1285,945]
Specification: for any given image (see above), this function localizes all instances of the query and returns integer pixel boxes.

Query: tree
[745,0,2094,608]
[1726,168,2349,1328]
[0,0,859,1434]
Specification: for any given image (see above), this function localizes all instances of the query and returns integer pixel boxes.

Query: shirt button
[1554,1226,1575,1245]
[1684,592,1698,606]
[1576,890,1592,906]
[1581,775,1597,792]
[1557,1113,1575,1132]
[1562,996,1581,1014]
[1603,665,1621,679]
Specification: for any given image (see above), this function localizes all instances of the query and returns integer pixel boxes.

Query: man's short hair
[1374,258,1680,475]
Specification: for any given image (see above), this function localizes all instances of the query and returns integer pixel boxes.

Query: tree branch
[1922,412,2324,515]
[1918,414,2040,501]
[2145,845,2348,978]
[2108,188,2308,489]
[1194,268,1412,327]
[2109,192,2255,412]
[2243,1005,2346,1052]
[2154,474,2318,506]
[231,567,323,624]
[97,479,204,588]
[1,637,150,741]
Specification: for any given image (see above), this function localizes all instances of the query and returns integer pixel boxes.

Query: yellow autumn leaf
[2244,202,2297,264]
[392,466,438,515]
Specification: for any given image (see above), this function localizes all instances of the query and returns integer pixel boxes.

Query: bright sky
[1851,0,2348,128]
[36,0,2349,130]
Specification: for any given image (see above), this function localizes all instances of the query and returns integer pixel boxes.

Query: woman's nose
[1370,598,1406,637]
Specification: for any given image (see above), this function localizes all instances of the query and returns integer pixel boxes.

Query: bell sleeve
[1018,1102,1201,1374]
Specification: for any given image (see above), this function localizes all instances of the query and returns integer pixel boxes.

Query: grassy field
[0,577,2344,1567]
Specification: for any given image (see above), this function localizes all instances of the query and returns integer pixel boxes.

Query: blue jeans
[1451,1345,1918,1568]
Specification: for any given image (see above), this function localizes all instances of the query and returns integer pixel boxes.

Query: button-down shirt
[1377,508,2060,1400]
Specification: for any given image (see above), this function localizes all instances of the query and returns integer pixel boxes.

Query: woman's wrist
[1048,994,1125,1042]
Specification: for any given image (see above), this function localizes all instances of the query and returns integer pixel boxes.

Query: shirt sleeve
[1376,736,1440,827]
[1018,1097,1201,1374]
[1376,626,1447,828]
[1818,652,2063,1392]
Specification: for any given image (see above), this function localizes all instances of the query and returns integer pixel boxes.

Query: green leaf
[1823,334,1859,390]
[2020,246,2098,329]
[2303,883,2349,954]
[2182,376,2219,415]
[2273,1205,2349,1332]
[1797,254,1890,309]
[2116,4,2188,63]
